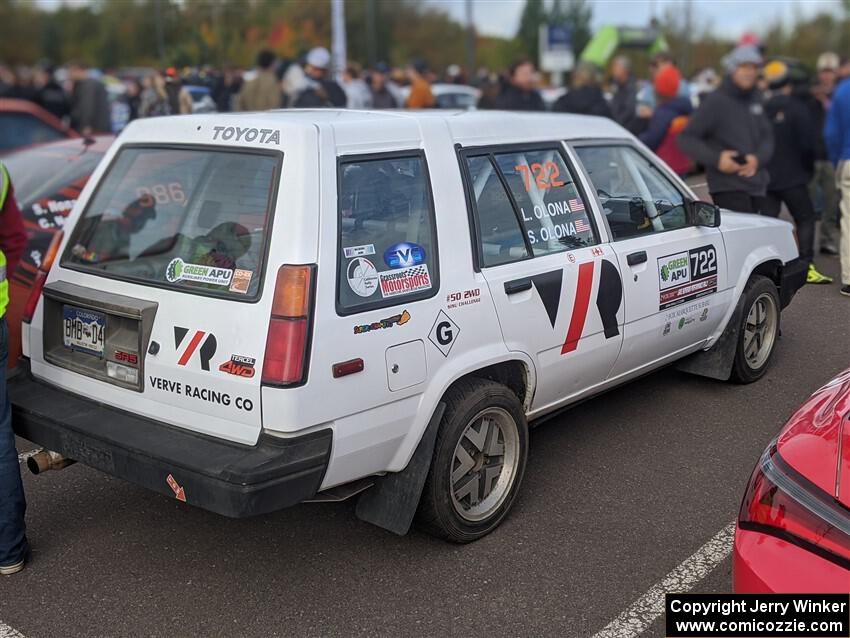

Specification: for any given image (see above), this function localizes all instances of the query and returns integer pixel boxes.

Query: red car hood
[777,368,850,508]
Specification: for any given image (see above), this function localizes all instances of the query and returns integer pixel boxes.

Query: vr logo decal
[530,270,564,328]
[561,262,595,355]
[596,259,623,339]
[560,258,623,355]
[429,310,459,357]
[174,326,218,371]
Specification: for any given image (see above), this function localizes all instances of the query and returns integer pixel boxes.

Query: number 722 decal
[658,244,718,310]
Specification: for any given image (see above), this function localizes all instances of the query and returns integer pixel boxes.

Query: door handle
[504,278,532,295]
[627,251,647,266]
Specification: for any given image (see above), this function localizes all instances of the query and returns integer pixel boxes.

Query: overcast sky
[432,0,842,39]
[33,0,844,39]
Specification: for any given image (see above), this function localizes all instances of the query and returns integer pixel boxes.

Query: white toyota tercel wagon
[11,110,806,542]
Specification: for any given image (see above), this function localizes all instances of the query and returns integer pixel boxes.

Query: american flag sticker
[569,198,585,212]
[574,217,590,233]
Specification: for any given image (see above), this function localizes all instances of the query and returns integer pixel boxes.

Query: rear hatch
[28,142,284,445]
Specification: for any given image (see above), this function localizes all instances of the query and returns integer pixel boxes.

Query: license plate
[62,306,105,357]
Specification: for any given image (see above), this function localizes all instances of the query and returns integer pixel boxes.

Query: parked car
[10,110,805,542]
[734,368,850,591]
[0,98,77,153]
[3,135,113,368]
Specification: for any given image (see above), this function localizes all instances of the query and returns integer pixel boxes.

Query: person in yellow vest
[0,161,29,575]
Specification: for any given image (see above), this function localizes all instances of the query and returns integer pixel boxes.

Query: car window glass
[465,155,528,267]
[0,113,65,152]
[337,155,437,313]
[575,145,687,240]
[63,146,279,299]
[493,150,596,255]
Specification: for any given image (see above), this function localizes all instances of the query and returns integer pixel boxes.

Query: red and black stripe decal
[561,261,595,354]
[560,258,623,354]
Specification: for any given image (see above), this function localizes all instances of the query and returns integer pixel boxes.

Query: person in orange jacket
[405,59,435,109]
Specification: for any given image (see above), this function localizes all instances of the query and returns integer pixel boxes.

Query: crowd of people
[1,41,849,295]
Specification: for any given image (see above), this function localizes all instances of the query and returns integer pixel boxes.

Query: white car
[11,110,805,542]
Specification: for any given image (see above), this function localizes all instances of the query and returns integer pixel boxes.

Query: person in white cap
[293,47,346,108]
[678,45,774,214]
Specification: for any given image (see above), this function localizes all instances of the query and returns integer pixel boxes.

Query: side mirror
[690,200,721,228]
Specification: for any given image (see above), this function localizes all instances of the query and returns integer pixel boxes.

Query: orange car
[0,98,77,154]
[3,135,113,366]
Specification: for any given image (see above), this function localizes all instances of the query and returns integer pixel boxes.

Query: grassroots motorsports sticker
[378,264,432,298]
[166,258,233,288]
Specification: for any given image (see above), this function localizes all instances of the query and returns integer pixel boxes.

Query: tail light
[23,231,63,324]
[739,444,850,569]
[261,264,315,386]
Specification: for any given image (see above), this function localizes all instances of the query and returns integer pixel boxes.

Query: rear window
[5,142,103,203]
[336,153,438,314]
[63,146,280,299]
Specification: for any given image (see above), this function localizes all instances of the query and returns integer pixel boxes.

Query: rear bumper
[10,363,332,518]
[779,258,806,309]
[733,526,849,593]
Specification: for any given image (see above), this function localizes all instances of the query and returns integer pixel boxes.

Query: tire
[415,378,528,543]
[730,275,781,384]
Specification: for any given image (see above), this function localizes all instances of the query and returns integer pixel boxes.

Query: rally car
[10,110,805,542]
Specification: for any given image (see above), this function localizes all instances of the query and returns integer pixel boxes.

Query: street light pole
[331,0,347,81]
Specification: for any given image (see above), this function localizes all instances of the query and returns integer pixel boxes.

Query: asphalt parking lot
[2,260,848,638]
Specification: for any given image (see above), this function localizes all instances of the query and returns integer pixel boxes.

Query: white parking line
[589,521,736,638]
[16,449,41,465]
[0,621,26,638]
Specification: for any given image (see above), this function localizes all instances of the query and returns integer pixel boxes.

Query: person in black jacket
[494,59,544,111]
[609,56,642,134]
[553,62,612,118]
[34,65,69,122]
[762,61,832,284]
[678,45,773,213]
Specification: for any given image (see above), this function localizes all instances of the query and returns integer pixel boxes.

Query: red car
[734,368,850,591]
[0,98,77,154]
[3,135,113,365]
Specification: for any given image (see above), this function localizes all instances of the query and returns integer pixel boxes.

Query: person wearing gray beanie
[722,45,764,74]
[678,45,773,213]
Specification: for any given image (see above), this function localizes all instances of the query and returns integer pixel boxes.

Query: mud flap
[355,402,446,535]
[676,293,746,381]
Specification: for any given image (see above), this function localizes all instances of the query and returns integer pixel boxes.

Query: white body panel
[22,110,800,493]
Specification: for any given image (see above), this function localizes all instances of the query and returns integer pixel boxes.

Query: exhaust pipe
[27,450,76,475]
